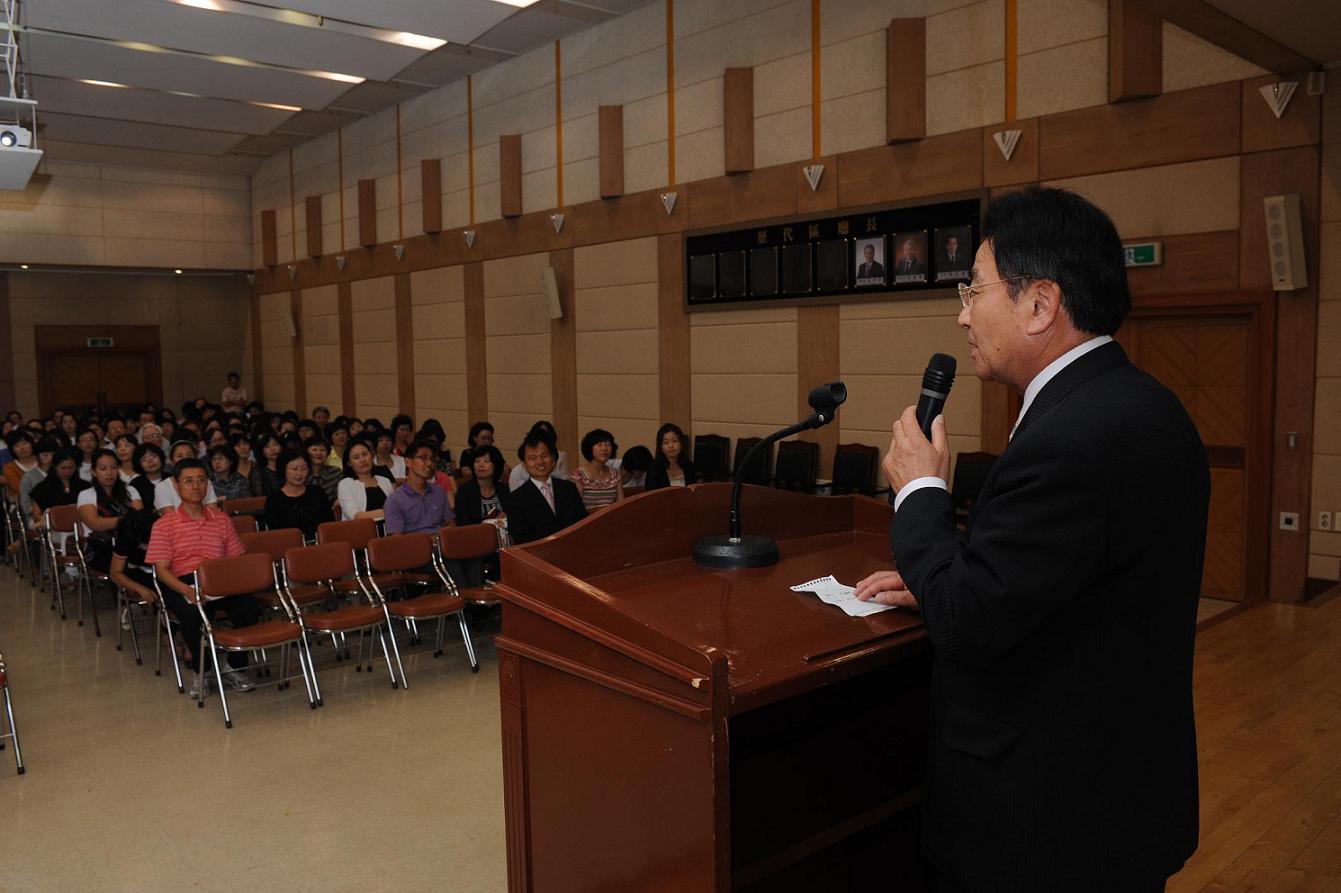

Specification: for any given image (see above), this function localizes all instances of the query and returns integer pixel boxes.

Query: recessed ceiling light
[79,79,131,88]
[20,264,29,269]
[98,35,367,85]
[250,100,303,112]
[164,0,447,52]
[174,269,184,274]
[491,0,542,6]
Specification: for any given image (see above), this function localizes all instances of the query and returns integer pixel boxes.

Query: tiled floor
[0,565,507,892]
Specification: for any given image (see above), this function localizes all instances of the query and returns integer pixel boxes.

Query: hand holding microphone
[883,353,956,493]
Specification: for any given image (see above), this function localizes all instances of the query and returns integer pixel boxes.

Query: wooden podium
[495,483,931,892]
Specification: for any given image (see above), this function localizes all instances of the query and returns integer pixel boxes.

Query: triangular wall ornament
[463,229,476,248]
[993,129,1022,162]
[1259,81,1298,120]
[392,243,406,261]
[286,264,298,280]
[660,191,678,215]
[550,212,565,234]
[335,255,347,271]
[803,164,824,191]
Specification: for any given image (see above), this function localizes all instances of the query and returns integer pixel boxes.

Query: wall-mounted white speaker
[541,266,563,320]
[1263,194,1307,292]
[281,308,299,340]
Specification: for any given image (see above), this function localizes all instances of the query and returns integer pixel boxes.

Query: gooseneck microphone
[916,353,957,439]
[693,382,847,569]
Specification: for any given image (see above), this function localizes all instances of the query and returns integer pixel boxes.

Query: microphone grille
[923,353,957,394]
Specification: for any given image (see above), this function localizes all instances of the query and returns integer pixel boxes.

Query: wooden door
[1116,311,1265,601]
[36,325,164,417]
[98,354,151,414]
[46,353,103,416]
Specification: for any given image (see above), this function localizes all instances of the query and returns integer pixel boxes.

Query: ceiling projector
[0,125,32,148]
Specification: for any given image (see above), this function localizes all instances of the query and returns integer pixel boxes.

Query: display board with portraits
[684,198,979,308]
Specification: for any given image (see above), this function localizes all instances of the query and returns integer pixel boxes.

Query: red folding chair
[0,649,25,774]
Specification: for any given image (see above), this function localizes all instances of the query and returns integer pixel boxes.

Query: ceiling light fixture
[174,269,184,274]
[249,100,303,112]
[163,0,447,52]
[78,79,131,88]
[20,264,29,269]
[490,0,543,6]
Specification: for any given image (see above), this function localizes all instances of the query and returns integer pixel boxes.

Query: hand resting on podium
[853,569,919,609]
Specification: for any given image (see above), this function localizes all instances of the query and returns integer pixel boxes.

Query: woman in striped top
[572,428,624,510]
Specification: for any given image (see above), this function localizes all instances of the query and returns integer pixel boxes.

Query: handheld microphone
[916,353,957,439]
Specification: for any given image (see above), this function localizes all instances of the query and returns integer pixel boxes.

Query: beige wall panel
[927,62,1005,136]
[472,41,553,109]
[411,301,466,340]
[926,0,1004,76]
[1015,38,1107,120]
[303,284,339,318]
[1309,555,1340,582]
[1045,157,1241,238]
[105,239,208,269]
[1017,0,1105,54]
[486,333,552,375]
[415,339,468,375]
[523,125,560,173]
[840,373,982,435]
[624,141,670,194]
[1314,530,1341,558]
[840,315,973,375]
[1313,455,1341,527]
[577,373,659,413]
[484,252,551,298]
[562,0,665,79]
[351,275,396,311]
[675,78,724,136]
[490,411,551,456]
[0,202,105,237]
[840,297,963,320]
[677,126,727,189]
[693,372,799,426]
[306,373,343,408]
[564,49,666,122]
[575,238,659,288]
[414,374,469,406]
[1316,379,1341,455]
[1161,24,1266,94]
[821,29,885,101]
[305,344,342,375]
[624,92,669,148]
[303,315,341,347]
[688,306,797,326]
[1,233,106,266]
[484,294,551,337]
[674,0,809,88]
[576,330,661,374]
[755,107,813,169]
[691,322,798,373]
[443,192,471,230]
[521,169,559,215]
[488,374,553,415]
[754,52,811,118]
[564,158,600,208]
[578,416,661,452]
[353,341,398,376]
[350,309,397,344]
[575,283,660,331]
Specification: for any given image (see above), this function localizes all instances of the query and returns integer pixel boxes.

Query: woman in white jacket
[337,436,395,521]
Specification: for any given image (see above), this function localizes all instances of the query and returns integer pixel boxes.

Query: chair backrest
[368,532,433,573]
[317,518,378,550]
[950,452,999,509]
[283,542,354,585]
[46,504,80,534]
[831,443,879,492]
[774,440,818,488]
[231,515,258,536]
[196,552,277,599]
[733,437,772,485]
[223,495,267,517]
[438,524,499,561]
[240,528,304,562]
[692,434,729,479]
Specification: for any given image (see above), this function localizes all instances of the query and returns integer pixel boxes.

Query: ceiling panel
[273,108,368,138]
[228,133,313,157]
[394,45,504,88]
[40,138,262,176]
[325,80,433,115]
[473,7,593,55]
[29,76,294,136]
[1205,0,1341,65]
[38,111,246,154]
[23,31,352,109]
[270,0,516,44]
[26,0,424,81]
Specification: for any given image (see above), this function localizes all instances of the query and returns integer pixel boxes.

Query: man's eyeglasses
[957,276,1026,309]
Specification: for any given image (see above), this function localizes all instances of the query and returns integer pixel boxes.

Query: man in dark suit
[504,431,587,545]
[942,234,968,271]
[856,187,1209,892]
[895,238,925,276]
[857,242,885,280]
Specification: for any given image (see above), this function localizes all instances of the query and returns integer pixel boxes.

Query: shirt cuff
[894,476,948,511]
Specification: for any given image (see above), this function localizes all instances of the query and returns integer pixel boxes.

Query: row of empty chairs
[692,434,890,495]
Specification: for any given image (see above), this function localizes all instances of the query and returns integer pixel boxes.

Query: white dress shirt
[893,335,1113,511]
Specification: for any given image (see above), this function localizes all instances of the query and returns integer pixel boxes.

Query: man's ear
[1024,279,1062,335]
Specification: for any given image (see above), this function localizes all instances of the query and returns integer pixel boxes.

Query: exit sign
[86,337,114,348]
[1123,242,1163,267]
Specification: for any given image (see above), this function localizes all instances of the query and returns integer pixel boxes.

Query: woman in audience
[323,419,350,469]
[128,442,168,508]
[390,414,415,456]
[76,448,143,572]
[468,421,495,450]
[454,444,509,527]
[4,431,37,499]
[156,441,220,513]
[337,436,395,522]
[644,423,697,490]
[19,438,58,528]
[572,428,623,509]
[417,419,455,476]
[108,509,161,632]
[304,437,343,504]
[75,429,99,482]
[59,412,78,445]
[205,427,228,451]
[508,420,570,489]
[29,447,92,527]
[230,432,255,482]
[113,434,138,483]
[207,444,251,502]
[348,418,365,438]
[249,431,284,496]
[374,429,406,482]
[264,449,332,540]
[618,445,652,490]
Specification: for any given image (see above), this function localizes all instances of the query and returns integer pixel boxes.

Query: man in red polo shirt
[145,457,259,697]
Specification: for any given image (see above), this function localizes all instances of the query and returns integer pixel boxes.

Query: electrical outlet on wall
[1280,512,1300,531]
[1322,511,1335,532]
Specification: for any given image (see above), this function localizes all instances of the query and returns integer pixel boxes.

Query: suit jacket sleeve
[455,480,481,526]
[890,429,1108,670]
[503,486,537,544]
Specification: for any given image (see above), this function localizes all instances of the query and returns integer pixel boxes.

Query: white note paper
[790,574,895,617]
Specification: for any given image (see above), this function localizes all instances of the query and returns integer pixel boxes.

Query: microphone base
[692,534,780,569]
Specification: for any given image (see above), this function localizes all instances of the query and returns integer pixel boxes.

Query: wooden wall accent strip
[838,129,983,208]
[811,0,821,158]
[1240,146,1321,603]
[337,127,345,252]
[797,305,839,478]
[357,179,377,248]
[394,272,416,416]
[570,189,687,247]
[687,164,796,231]
[261,209,278,267]
[723,67,755,175]
[1038,82,1240,181]
[1108,0,1162,103]
[467,76,476,225]
[500,134,523,219]
[1125,230,1240,295]
[395,104,404,241]
[657,233,692,429]
[421,159,443,234]
[886,18,927,144]
[666,0,676,186]
[337,281,355,416]
[290,289,306,415]
[1241,74,1323,154]
[555,41,565,209]
[463,262,488,428]
[305,196,323,258]
[983,118,1039,187]
[549,249,578,462]
[598,105,625,199]
[1130,0,1313,74]
[249,291,264,403]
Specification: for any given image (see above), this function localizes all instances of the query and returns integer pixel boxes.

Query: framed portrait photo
[852,236,887,288]
[934,225,973,282]
[890,231,928,285]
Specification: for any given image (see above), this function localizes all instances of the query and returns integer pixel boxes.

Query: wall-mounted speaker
[281,308,299,340]
[540,266,563,320]
[1263,194,1307,292]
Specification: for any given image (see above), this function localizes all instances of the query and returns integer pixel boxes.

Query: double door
[36,325,163,417]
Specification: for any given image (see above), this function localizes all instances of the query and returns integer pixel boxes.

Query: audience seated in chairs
[156,442,219,514]
[304,437,343,504]
[112,434,138,483]
[264,449,333,540]
[384,439,454,536]
[374,429,406,482]
[77,449,144,573]
[18,438,57,530]
[572,428,623,510]
[504,432,586,545]
[644,423,698,491]
[337,436,395,522]
[249,431,284,496]
[390,414,415,457]
[128,442,168,509]
[144,458,257,698]
[4,432,37,499]
[29,447,91,528]
[207,444,251,503]
[75,429,99,482]
[469,420,509,482]
[108,508,161,654]
[311,405,331,430]
[323,419,350,469]
[455,444,509,528]
[619,445,652,490]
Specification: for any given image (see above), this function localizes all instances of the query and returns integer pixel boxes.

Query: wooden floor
[1171,592,1341,893]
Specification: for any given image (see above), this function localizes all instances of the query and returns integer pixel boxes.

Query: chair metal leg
[87,577,103,638]
[206,635,232,729]
[458,612,479,672]
[2,685,23,775]
[377,627,397,685]
[298,636,321,708]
